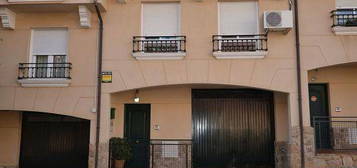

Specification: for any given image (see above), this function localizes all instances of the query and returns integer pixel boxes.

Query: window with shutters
[132,3,186,60]
[213,1,268,59]
[336,0,357,8]
[331,0,357,35]
[18,28,72,86]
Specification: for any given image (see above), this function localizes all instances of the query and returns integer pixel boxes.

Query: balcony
[313,116,357,152]
[331,9,357,35]
[0,0,107,10]
[17,63,72,87]
[212,34,268,59]
[132,36,186,60]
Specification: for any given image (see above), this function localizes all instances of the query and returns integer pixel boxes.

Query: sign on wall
[102,71,112,83]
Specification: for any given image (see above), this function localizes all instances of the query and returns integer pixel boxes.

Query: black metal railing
[313,116,357,151]
[18,63,72,79]
[331,9,357,27]
[213,34,268,52]
[151,140,191,168]
[133,36,186,53]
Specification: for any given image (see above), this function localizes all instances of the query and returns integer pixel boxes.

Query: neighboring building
[0,0,356,168]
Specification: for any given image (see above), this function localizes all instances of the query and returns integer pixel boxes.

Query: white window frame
[133,3,186,60]
[140,3,182,52]
[217,1,260,36]
[216,1,261,53]
[140,3,181,37]
[29,28,69,78]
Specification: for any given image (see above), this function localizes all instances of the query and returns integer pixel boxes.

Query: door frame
[123,104,151,168]
[123,103,151,139]
[309,83,332,150]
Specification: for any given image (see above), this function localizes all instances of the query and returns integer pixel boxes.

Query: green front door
[309,84,331,149]
[124,104,151,168]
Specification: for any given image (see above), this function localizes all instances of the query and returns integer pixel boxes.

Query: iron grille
[133,36,186,53]
[18,63,72,79]
[313,116,357,151]
[212,34,268,52]
[109,140,192,168]
[331,8,357,27]
[151,140,192,168]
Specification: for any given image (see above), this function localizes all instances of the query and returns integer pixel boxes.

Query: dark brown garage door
[20,112,90,168]
[192,89,275,168]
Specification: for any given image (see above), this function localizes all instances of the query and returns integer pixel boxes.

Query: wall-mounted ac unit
[264,10,293,33]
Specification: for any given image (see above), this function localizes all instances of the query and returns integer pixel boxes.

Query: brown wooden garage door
[192,89,275,168]
[19,112,90,168]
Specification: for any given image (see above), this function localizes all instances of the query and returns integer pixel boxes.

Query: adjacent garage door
[19,112,90,168]
[192,89,275,168]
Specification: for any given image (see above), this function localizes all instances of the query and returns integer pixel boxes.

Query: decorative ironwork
[18,63,72,79]
[150,140,191,168]
[212,34,268,52]
[313,116,357,151]
[133,36,186,53]
[331,8,357,27]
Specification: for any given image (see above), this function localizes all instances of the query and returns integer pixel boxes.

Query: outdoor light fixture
[134,90,140,103]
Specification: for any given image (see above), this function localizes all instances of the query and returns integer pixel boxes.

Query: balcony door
[218,2,260,52]
[31,28,68,78]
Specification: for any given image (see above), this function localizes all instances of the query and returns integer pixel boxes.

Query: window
[142,3,180,36]
[31,28,68,78]
[219,1,259,35]
[133,3,185,59]
[218,2,261,52]
[336,0,357,8]
[135,3,184,54]
[213,1,268,58]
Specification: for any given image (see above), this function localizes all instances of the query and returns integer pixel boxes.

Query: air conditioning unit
[264,10,293,33]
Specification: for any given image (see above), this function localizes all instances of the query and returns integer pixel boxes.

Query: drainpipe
[292,0,305,167]
[93,1,103,168]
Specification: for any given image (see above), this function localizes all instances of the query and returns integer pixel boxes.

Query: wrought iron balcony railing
[133,36,186,53]
[213,34,268,53]
[18,63,72,79]
[331,8,357,27]
[313,116,357,151]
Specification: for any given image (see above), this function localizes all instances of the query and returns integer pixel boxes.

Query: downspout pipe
[293,0,305,167]
[94,2,103,168]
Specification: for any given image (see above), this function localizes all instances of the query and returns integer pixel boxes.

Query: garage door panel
[192,89,275,168]
[20,113,90,168]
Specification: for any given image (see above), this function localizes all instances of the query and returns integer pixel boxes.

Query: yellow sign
[102,72,112,83]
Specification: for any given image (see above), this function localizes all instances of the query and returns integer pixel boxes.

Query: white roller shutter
[32,29,68,55]
[219,1,258,35]
[336,0,357,8]
[142,3,180,36]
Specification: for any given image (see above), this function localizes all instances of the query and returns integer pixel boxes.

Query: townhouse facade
[0,0,356,168]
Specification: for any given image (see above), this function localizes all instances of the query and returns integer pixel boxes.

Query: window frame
[217,1,260,36]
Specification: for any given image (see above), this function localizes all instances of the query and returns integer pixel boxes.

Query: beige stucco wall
[111,86,192,139]
[0,11,100,167]
[300,0,357,71]
[0,111,21,167]
[308,64,357,117]
[110,85,289,142]
[0,11,98,121]
[101,0,300,127]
